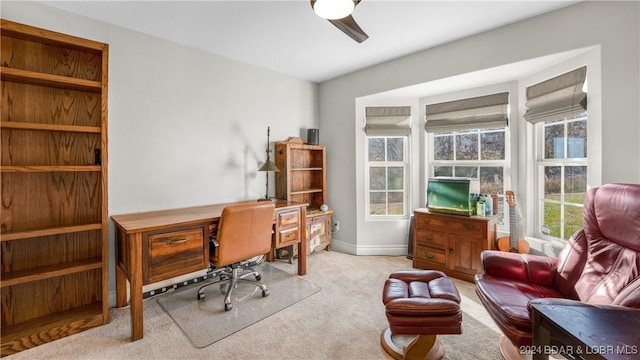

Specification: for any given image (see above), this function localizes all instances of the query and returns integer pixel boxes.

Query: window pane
[565,166,587,204]
[368,138,385,161]
[369,167,386,190]
[454,166,477,178]
[481,131,505,160]
[434,166,452,177]
[388,192,404,215]
[434,135,453,160]
[545,123,565,159]
[369,192,385,215]
[567,120,587,158]
[388,167,404,190]
[480,166,503,194]
[564,204,583,240]
[544,166,562,196]
[387,138,404,161]
[455,131,478,160]
[543,201,562,238]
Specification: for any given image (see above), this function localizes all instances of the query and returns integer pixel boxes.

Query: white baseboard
[330,239,409,256]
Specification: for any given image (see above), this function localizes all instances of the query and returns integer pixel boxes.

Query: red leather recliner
[475,183,640,354]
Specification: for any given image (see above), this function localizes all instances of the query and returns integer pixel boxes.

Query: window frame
[365,135,410,220]
[427,127,510,227]
[533,113,588,241]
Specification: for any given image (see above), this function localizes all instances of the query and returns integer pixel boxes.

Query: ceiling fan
[310,0,369,43]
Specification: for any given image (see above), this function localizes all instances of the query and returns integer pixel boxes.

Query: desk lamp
[257,126,279,201]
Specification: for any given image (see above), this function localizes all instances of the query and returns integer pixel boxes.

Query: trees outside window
[432,128,506,195]
[367,136,408,216]
[536,113,587,240]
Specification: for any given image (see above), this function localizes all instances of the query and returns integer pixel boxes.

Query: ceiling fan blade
[310,0,369,43]
[329,15,369,43]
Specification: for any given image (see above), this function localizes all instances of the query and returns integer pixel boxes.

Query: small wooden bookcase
[275,141,332,252]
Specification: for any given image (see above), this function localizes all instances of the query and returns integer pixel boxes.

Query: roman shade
[524,66,587,124]
[364,106,411,136]
[424,92,509,133]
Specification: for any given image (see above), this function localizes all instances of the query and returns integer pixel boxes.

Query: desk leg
[532,308,550,360]
[297,207,307,275]
[115,229,128,308]
[115,264,128,308]
[129,232,144,341]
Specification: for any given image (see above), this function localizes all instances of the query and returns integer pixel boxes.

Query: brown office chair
[196,201,276,311]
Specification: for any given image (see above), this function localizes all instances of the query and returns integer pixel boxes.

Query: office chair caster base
[255,274,262,281]
[224,303,233,311]
[197,292,205,300]
[262,289,269,297]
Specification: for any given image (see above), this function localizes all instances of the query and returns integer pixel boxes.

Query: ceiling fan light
[313,0,355,20]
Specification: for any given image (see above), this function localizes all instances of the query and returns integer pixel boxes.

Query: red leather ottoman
[381,270,463,360]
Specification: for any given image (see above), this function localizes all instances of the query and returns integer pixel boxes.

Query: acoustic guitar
[497,190,530,254]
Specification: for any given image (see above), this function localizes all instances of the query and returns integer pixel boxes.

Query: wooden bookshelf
[0,19,109,356]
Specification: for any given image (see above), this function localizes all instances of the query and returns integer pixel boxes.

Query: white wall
[321,1,640,255]
[1,1,318,302]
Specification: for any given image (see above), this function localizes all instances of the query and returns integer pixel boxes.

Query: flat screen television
[426,177,479,216]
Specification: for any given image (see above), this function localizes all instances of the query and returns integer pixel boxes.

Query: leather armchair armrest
[480,250,559,287]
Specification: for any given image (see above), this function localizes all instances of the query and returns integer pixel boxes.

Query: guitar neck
[509,205,517,249]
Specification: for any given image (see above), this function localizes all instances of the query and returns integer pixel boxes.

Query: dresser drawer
[414,246,446,266]
[415,228,447,249]
[416,215,483,236]
[145,227,207,283]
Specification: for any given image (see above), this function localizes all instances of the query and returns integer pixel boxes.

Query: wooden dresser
[413,209,497,282]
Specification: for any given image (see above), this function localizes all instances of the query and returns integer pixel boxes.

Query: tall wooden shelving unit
[275,142,327,209]
[275,141,332,252]
[0,19,109,356]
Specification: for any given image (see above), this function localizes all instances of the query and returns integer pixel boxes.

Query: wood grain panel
[1,230,101,274]
[1,82,101,127]
[1,129,100,166]
[145,226,206,284]
[1,35,102,81]
[290,148,324,168]
[0,304,103,356]
[289,192,324,209]
[1,172,101,232]
[1,270,102,326]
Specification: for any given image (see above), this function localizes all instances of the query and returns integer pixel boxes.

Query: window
[364,106,411,218]
[525,66,588,241]
[431,128,506,195]
[535,113,587,240]
[366,136,408,216]
[425,92,510,223]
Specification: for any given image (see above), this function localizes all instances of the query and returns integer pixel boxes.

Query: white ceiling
[38,0,579,83]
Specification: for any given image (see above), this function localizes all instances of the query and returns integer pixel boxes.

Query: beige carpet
[5,250,504,360]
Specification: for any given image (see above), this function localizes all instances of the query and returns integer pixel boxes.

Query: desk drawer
[145,227,207,283]
[276,227,299,248]
[278,211,299,227]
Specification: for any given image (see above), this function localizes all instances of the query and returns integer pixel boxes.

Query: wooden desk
[111,200,307,341]
[531,303,640,360]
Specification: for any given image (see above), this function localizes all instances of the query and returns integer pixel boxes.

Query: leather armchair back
[213,202,275,266]
[554,183,640,307]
